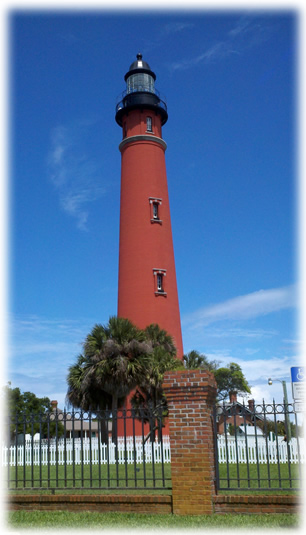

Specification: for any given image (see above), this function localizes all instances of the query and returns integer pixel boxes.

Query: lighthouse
[115,54,183,359]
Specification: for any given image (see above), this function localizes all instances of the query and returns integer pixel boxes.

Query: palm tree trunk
[111,394,118,442]
[149,404,155,443]
[99,418,109,444]
[153,387,158,442]
[96,404,109,444]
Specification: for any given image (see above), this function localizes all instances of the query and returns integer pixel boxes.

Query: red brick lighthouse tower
[115,54,183,358]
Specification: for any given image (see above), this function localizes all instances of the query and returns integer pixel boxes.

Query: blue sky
[5,7,300,408]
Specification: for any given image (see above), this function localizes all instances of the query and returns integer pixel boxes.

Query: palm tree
[183,352,251,402]
[66,317,152,440]
[131,324,183,440]
[144,324,177,357]
[67,354,110,411]
[66,353,113,442]
[183,350,219,372]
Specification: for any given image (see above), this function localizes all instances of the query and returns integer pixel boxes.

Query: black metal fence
[213,400,304,491]
[4,400,304,493]
[3,408,171,492]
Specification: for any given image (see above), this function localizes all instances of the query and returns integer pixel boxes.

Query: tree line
[6,316,252,439]
[66,316,251,416]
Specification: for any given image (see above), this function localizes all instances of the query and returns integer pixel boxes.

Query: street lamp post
[268,378,291,442]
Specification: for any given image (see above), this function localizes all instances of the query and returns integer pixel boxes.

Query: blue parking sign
[291,366,306,400]
[291,367,306,383]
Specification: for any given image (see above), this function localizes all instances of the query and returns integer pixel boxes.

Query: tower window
[152,202,159,219]
[146,116,153,132]
[149,197,162,223]
[153,269,167,296]
[157,274,163,292]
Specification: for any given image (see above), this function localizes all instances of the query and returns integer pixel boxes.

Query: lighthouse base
[115,394,169,439]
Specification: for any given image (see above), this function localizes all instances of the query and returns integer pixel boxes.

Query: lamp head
[268,378,273,386]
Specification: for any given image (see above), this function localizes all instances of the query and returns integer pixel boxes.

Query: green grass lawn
[218,461,301,492]
[5,461,301,494]
[5,462,172,492]
[7,510,301,529]
[5,463,302,529]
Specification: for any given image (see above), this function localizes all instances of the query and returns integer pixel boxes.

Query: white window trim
[149,197,162,224]
[153,269,167,296]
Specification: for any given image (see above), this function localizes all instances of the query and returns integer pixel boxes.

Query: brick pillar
[162,369,217,515]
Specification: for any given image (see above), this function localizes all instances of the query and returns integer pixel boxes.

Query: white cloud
[10,315,88,338]
[237,356,293,383]
[171,41,239,71]
[143,21,195,55]
[228,17,252,38]
[181,285,298,404]
[162,22,194,35]
[11,341,79,357]
[205,352,292,380]
[7,315,99,409]
[169,15,274,72]
[7,304,299,410]
[204,352,296,404]
[183,285,297,328]
[198,326,277,339]
[47,120,105,230]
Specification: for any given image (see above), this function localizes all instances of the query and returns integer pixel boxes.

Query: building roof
[217,400,264,422]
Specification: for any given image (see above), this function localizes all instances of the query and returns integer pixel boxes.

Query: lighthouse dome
[116,53,167,126]
[128,53,152,71]
[124,53,156,81]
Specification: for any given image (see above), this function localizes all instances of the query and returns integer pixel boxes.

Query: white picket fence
[2,435,304,467]
[2,436,171,467]
[217,435,305,464]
